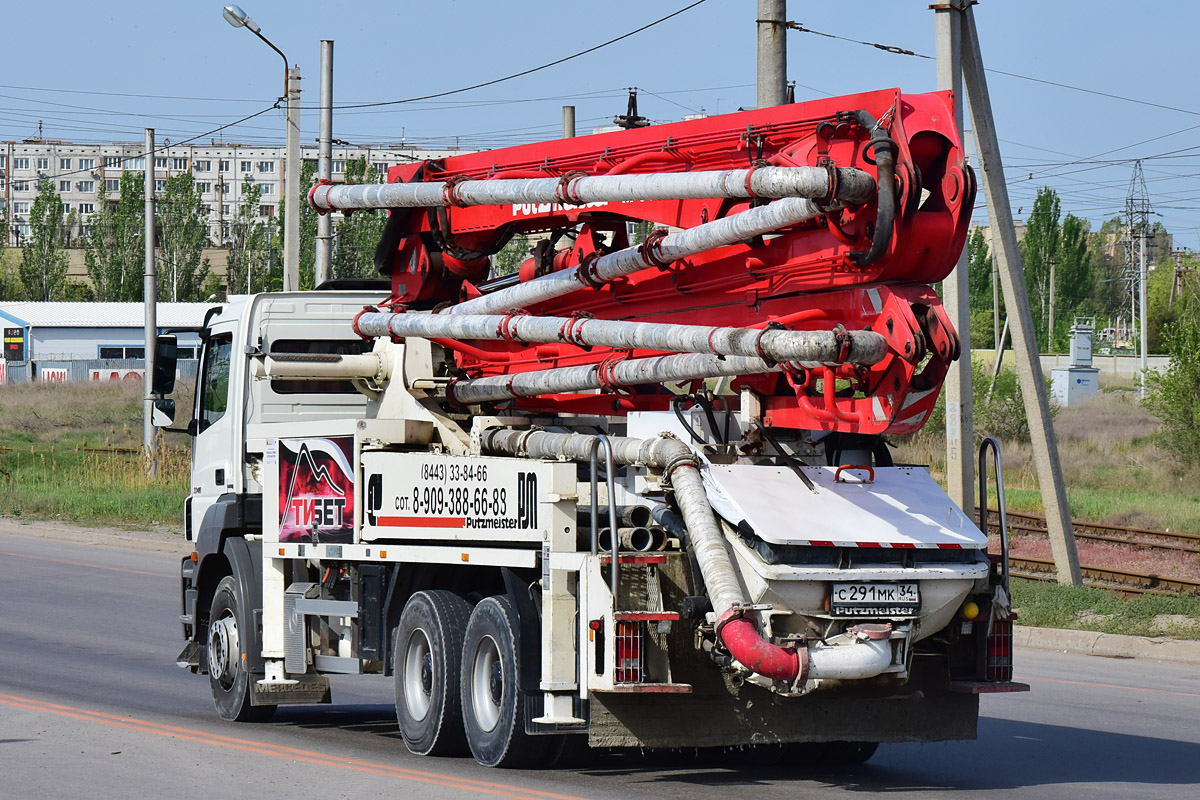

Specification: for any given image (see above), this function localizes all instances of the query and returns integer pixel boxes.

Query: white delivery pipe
[354,311,888,367]
[253,353,390,382]
[451,353,779,405]
[309,166,875,212]
[806,636,893,681]
[449,196,832,316]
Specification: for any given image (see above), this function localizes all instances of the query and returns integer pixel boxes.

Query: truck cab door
[189,326,237,541]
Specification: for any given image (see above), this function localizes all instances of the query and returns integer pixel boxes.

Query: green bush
[919,358,1042,444]
[1143,307,1200,466]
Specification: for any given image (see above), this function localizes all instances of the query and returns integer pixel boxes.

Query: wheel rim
[208,611,239,688]
[470,634,503,733]
[403,627,434,722]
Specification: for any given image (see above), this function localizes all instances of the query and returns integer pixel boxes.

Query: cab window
[198,334,233,433]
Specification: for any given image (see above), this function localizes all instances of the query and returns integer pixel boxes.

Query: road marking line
[0,551,174,578]
[1018,675,1200,699]
[0,693,591,800]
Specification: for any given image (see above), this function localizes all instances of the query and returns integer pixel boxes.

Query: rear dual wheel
[393,590,472,756]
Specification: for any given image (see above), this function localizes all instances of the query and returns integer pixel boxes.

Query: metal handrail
[978,436,1010,592]
[588,435,620,604]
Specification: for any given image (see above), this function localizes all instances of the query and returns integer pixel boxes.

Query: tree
[332,157,387,280]
[967,227,993,313]
[225,178,275,295]
[1143,299,1200,466]
[1019,187,1061,351]
[489,234,531,278]
[19,178,70,301]
[85,173,145,301]
[158,172,211,301]
[1051,213,1093,349]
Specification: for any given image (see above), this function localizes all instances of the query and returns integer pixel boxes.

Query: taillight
[615,620,643,683]
[986,616,1014,681]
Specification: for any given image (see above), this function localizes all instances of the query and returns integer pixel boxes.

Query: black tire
[460,595,555,768]
[393,590,472,756]
[207,575,275,722]
[790,740,879,766]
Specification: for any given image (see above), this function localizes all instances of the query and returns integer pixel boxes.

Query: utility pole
[756,0,787,109]
[934,1,973,516]
[992,261,1001,353]
[283,65,302,292]
[1048,257,1056,348]
[960,3,1081,585]
[1139,225,1148,397]
[315,41,333,287]
[143,128,158,478]
[562,105,576,139]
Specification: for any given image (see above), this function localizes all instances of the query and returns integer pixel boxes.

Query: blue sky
[5,1,1198,249]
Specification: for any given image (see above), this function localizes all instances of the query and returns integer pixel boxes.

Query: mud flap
[250,674,332,707]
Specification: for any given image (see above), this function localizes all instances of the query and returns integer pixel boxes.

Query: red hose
[718,611,806,683]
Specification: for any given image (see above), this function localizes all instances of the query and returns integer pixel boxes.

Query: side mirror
[151,397,176,427]
[152,334,178,396]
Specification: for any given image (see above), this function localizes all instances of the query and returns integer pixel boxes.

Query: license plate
[830,582,920,616]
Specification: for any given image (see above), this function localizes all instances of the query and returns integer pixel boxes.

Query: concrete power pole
[283,65,302,292]
[143,127,158,478]
[934,2,974,516]
[756,0,787,109]
[315,41,334,287]
[960,4,1081,585]
[1140,227,1148,397]
[562,105,576,139]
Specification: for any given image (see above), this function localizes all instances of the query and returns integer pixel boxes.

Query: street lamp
[222,4,301,292]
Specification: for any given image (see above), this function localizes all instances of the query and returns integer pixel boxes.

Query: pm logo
[366,473,383,526]
[517,472,537,530]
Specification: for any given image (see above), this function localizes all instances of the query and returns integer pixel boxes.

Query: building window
[99,345,146,359]
[171,157,188,170]
[222,204,230,215]
[59,158,72,170]
[36,158,49,171]
[332,160,345,173]
[197,182,211,194]
[219,159,230,172]
[256,161,274,173]
[177,346,198,360]
[79,203,94,215]
[13,180,29,192]
[259,205,275,217]
[13,157,29,170]
[105,179,121,193]
[194,160,211,172]
[59,180,71,193]
[260,183,275,195]
[240,160,252,172]
[62,203,70,214]
[14,202,30,214]
[125,156,145,170]
[17,224,30,237]
[78,181,94,193]
[0,155,5,168]
[104,156,122,169]
[79,158,94,170]
[155,157,167,169]
[155,179,166,192]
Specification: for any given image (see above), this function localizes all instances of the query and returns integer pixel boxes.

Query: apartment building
[0,140,465,247]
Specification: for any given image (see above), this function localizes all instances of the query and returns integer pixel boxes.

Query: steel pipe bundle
[451,353,779,405]
[309,166,874,212]
[449,196,834,316]
[355,311,888,367]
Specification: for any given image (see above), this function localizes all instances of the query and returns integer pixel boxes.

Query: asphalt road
[3,527,1199,799]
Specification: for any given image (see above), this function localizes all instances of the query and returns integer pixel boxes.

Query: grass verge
[1012,578,1200,640]
[0,380,191,528]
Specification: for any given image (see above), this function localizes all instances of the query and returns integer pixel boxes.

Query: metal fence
[0,358,199,384]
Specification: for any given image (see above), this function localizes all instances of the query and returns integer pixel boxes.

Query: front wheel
[207,575,275,722]
[460,595,556,768]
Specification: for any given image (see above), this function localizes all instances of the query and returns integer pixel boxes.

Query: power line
[785,22,1200,119]
[328,0,709,110]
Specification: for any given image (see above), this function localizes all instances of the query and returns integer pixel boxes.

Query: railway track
[980,508,1200,556]
[1009,555,1200,598]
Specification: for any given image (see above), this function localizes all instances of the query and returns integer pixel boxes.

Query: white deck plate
[703,464,987,549]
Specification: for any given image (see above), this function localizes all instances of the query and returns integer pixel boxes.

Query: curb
[1016,625,1200,665]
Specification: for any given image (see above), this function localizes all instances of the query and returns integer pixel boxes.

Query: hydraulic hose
[847,109,898,268]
